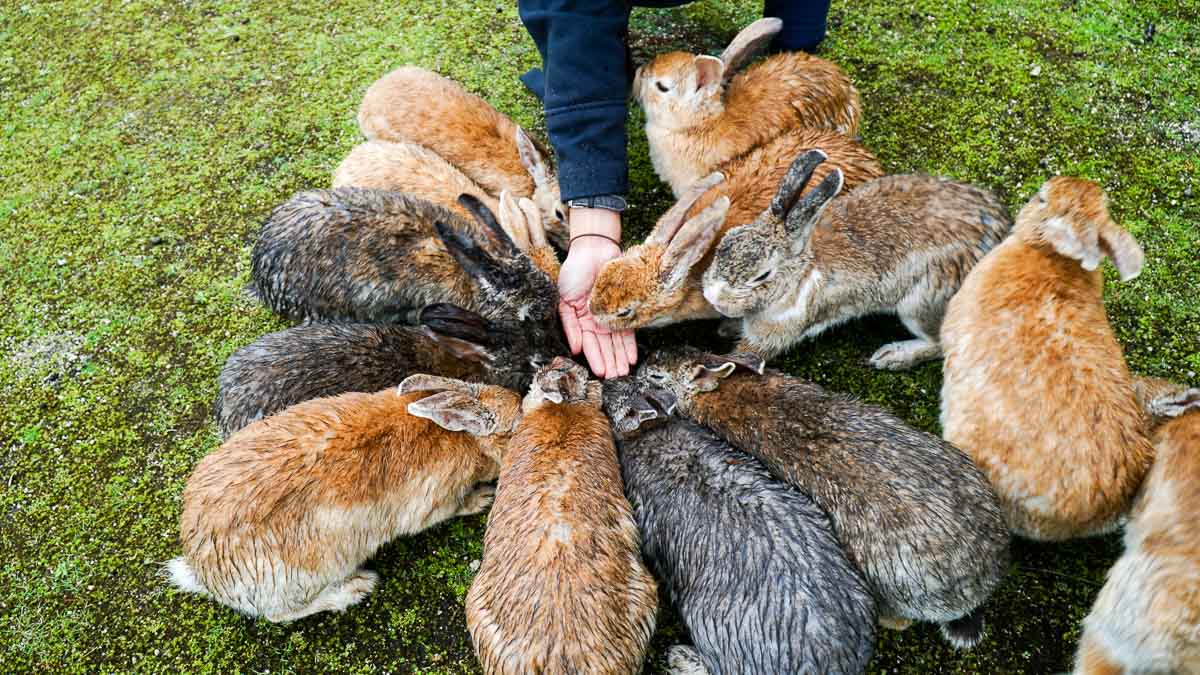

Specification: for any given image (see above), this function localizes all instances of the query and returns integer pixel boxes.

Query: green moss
[1,0,1197,672]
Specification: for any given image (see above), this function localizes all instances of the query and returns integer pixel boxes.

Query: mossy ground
[1,0,1197,672]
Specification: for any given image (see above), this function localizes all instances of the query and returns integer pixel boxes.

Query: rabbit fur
[357,65,568,246]
[590,131,883,331]
[635,18,862,196]
[168,375,522,623]
[466,358,657,674]
[604,376,877,674]
[639,347,1010,648]
[704,149,1012,368]
[940,176,1154,541]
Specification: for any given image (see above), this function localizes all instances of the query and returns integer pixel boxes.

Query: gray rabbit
[603,376,876,674]
[638,347,1010,648]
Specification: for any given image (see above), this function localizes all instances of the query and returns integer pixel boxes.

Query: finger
[598,332,618,380]
[581,330,606,378]
[621,330,637,365]
[559,301,583,355]
[609,332,630,377]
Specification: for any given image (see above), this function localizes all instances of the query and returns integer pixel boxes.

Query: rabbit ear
[534,356,589,404]
[661,196,731,292]
[645,387,678,416]
[1098,221,1144,281]
[1148,388,1200,419]
[515,127,554,189]
[647,172,726,245]
[420,327,494,363]
[497,191,532,251]
[719,18,783,81]
[399,373,474,395]
[785,168,843,248]
[419,303,493,345]
[687,362,736,392]
[770,150,828,220]
[407,391,496,435]
[435,220,524,293]
[518,197,549,249]
[699,351,765,375]
[693,55,724,91]
[457,194,520,256]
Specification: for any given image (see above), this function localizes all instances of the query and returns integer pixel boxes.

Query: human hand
[558,209,638,379]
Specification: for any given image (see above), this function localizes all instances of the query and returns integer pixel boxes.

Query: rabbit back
[251,187,480,322]
[467,401,657,674]
[940,238,1153,540]
[620,420,876,674]
[179,390,495,621]
[358,66,534,199]
[727,51,861,137]
[333,140,499,219]
[686,372,1010,625]
[215,322,505,439]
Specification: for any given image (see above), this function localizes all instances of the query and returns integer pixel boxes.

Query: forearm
[518,0,631,201]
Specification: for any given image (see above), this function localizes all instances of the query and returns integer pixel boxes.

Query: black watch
[566,194,628,213]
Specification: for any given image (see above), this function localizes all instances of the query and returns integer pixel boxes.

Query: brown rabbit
[357,66,568,246]
[167,375,522,623]
[332,139,499,221]
[589,131,883,331]
[635,18,862,196]
[466,358,657,674]
[1073,385,1200,674]
[940,176,1152,541]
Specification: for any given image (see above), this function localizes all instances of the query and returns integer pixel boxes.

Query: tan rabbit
[167,375,522,623]
[466,358,657,674]
[332,139,499,222]
[940,176,1152,541]
[1073,385,1200,674]
[589,131,883,331]
[634,18,862,196]
[357,66,567,245]
[703,150,1010,367]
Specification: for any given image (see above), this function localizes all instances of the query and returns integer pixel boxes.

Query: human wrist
[568,207,622,246]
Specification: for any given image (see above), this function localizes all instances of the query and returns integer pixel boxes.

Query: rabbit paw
[869,339,941,371]
[459,484,496,517]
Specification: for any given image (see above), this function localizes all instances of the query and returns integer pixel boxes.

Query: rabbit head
[702,150,843,317]
[638,347,765,409]
[399,374,524,455]
[601,376,675,438]
[1016,177,1144,281]
[515,127,569,249]
[524,356,601,411]
[589,173,729,329]
[437,196,569,361]
[633,18,783,130]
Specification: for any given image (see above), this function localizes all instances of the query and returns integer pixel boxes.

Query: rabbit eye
[749,268,774,286]
[616,306,636,319]
[647,372,668,384]
[655,81,669,93]
[554,208,566,221]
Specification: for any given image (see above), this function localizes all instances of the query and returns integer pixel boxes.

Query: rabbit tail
[940,606,986,649]
[165,557,208,596]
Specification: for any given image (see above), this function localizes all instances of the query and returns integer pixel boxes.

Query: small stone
[1029,64,1042,77]
[469,559,481,572]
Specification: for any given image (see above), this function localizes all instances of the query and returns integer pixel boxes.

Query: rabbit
[251,188,559,324]
[214,302,566,439]
[1073,385,1200,674]
[1133,375,1195,434]
[332,139,500,219]
[357,66,568,247]
[704,149,1012,368]
[634,18,862,197]
[589,131,883,331]
[638,347,1011,648]
[167,374,523,623]
[940,176,1154,542]
[466,358,657,674]
[603,375,876,674]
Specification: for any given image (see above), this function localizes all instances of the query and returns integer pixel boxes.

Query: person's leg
[763,0,832,52]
